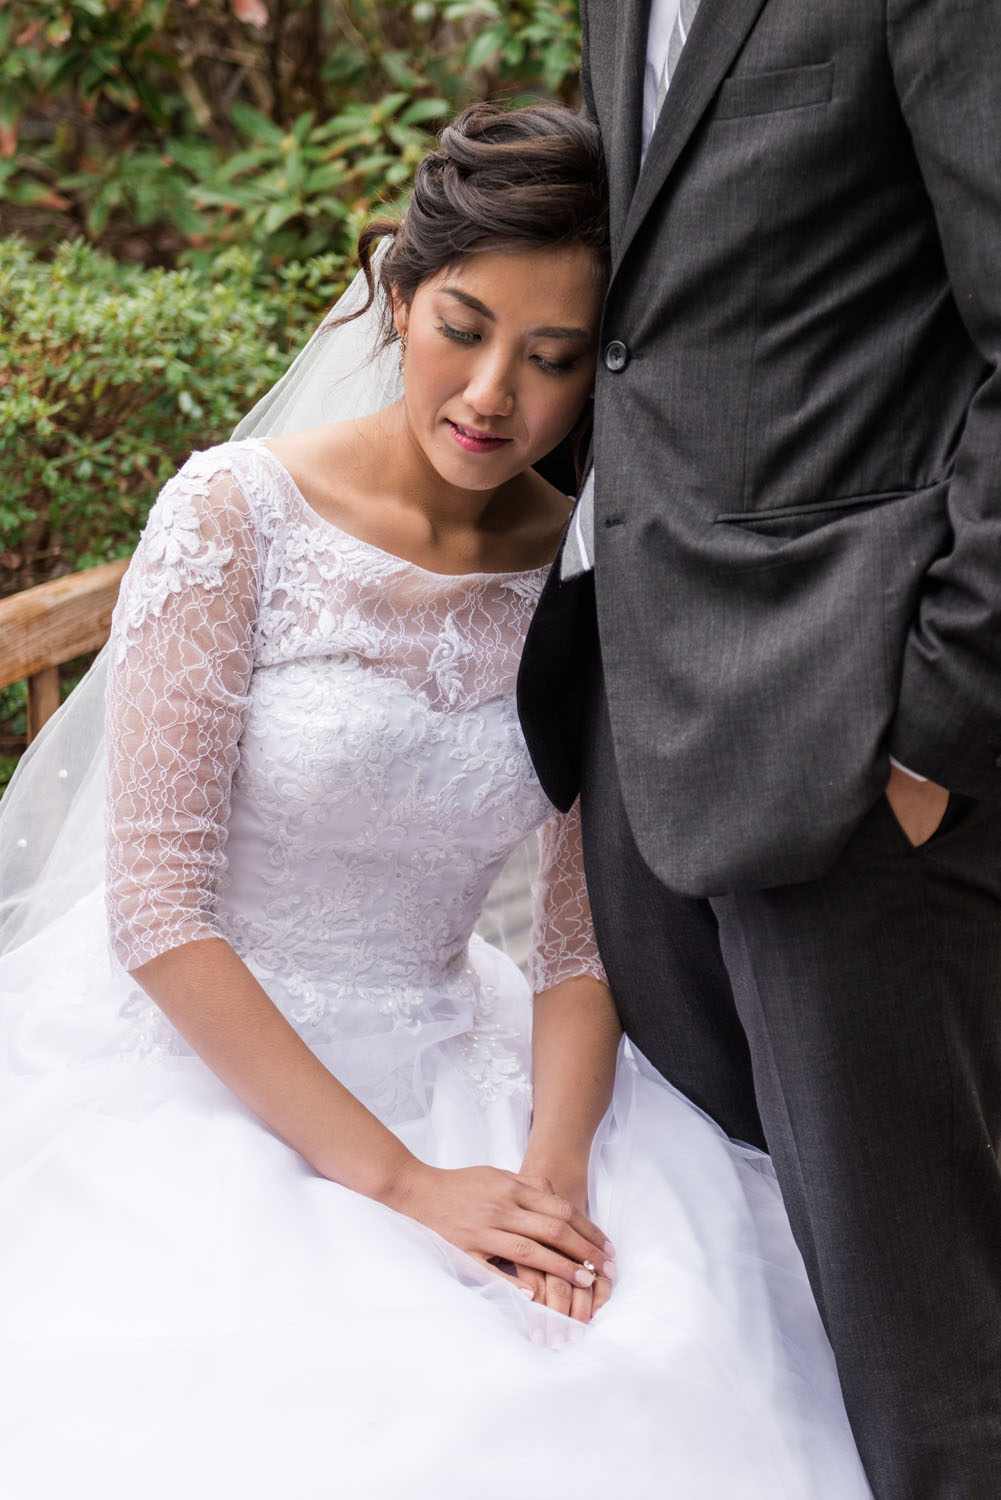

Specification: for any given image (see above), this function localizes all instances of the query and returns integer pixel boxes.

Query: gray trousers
[580,659,1001,1500]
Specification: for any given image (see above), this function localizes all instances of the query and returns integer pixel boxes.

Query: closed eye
[438,320,479,345]
[533,353,581,375]
[439,319,581,374]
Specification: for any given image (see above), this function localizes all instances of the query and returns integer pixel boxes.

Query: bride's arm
[132,936,611,1291]
[521,974,620,1205]
[517,802,622,1320]
[108,461,610,1293]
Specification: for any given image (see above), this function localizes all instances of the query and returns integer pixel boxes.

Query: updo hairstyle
[347,102,609,344]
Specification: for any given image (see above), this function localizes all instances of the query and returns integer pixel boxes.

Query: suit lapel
[612,0,769,276]
[604,0,652,252]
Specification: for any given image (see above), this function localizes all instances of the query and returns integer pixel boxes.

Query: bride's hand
[512,1161,615,1324]
[381,1160,615,1298]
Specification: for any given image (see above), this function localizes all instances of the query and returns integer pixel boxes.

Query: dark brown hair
[345,101,609,343]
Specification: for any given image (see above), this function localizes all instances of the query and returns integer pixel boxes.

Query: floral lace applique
[428,611,474,706]
[115,482,238,657]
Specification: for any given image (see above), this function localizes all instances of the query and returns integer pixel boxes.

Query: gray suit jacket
[519,0,1001,895]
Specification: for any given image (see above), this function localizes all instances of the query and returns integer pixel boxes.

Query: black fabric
[517,564,598,815]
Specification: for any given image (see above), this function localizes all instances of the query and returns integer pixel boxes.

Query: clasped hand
[384,1160,615,1322]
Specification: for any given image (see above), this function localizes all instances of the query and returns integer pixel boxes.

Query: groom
[519,1,1001,1496]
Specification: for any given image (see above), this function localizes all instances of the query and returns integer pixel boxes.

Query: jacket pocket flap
[713,61,834,120]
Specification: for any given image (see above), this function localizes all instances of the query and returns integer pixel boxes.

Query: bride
[0,104,871,1497]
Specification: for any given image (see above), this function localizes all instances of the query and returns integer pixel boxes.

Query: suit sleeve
[886,0,1001,795]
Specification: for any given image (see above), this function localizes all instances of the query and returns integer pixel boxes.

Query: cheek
[530,378,593,445]
[405,333,464,413]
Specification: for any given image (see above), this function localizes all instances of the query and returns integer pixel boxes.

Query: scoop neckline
[245,439,552,584]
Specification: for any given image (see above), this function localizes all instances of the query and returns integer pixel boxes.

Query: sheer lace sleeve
[527,799,608,994]
[105,458,263,970]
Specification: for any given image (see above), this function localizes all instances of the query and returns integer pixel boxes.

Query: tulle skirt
[0,893,871,1499]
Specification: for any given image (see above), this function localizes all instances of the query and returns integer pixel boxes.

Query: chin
[433,447,522,492]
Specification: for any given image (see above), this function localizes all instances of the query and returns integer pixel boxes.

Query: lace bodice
[105,442,605,1065]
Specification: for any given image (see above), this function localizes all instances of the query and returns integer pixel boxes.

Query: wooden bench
[0,559,129,743]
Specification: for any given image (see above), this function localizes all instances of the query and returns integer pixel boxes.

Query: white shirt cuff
[889,756,928,784]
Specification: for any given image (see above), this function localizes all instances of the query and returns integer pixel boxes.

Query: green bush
[0,233,348,787]
[0,2,581,267]
[0,235,345,591]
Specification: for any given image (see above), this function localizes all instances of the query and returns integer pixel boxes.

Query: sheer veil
[0,252,536,964]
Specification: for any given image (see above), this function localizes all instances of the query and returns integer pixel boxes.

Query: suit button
[604,340,629,372]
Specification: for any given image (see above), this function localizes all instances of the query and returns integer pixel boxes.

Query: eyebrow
[440,287,592,342]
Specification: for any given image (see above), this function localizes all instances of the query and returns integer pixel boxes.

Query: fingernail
[518,1284,535,1300]
[604,1241,616,1256]
[602,1261,617,1280]
[574,1267,596,1287]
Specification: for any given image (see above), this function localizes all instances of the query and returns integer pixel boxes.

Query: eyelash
[436,321,579,376]
[438,320,478,346]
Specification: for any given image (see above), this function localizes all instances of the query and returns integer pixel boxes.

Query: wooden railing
[0,559,129,743]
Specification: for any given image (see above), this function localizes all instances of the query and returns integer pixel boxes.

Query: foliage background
[0,0,581,779]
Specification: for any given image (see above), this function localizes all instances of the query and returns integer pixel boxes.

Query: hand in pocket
[884,763,950,846]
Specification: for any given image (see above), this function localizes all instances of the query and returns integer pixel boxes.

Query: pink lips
[447,420,512,454]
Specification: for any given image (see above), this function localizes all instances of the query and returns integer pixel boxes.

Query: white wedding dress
[0,441,871,1499]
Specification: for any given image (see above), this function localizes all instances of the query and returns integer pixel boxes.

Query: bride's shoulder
[170,438,271,491]
[153,439,285,529]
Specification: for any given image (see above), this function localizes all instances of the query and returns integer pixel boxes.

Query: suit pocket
[714,482,938,537]
[712,61,834,120]
[878,790,979,854]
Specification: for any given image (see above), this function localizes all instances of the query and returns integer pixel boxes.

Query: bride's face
[394,244,603,492]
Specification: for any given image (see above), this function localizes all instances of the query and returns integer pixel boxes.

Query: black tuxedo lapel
[612,0,768,276]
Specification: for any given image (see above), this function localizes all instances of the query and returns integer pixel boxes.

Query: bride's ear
[390,286,409,344]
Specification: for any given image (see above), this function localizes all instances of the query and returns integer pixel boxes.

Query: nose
[463,348,516,420]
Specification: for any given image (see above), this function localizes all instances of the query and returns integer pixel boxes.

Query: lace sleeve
[105,459,263,970]
[527,799,608,994]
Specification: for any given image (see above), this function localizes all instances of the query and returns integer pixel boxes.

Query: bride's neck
[355,402,510,539]
[264,404,540,576]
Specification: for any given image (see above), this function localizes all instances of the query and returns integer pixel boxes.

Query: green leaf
[465,25,507,71]
[262,201,299,235]
[290,112,317,145]
[370,92,410,122]
[229,101,287,148]
[400,98,450,126]
[302,163,346,195]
